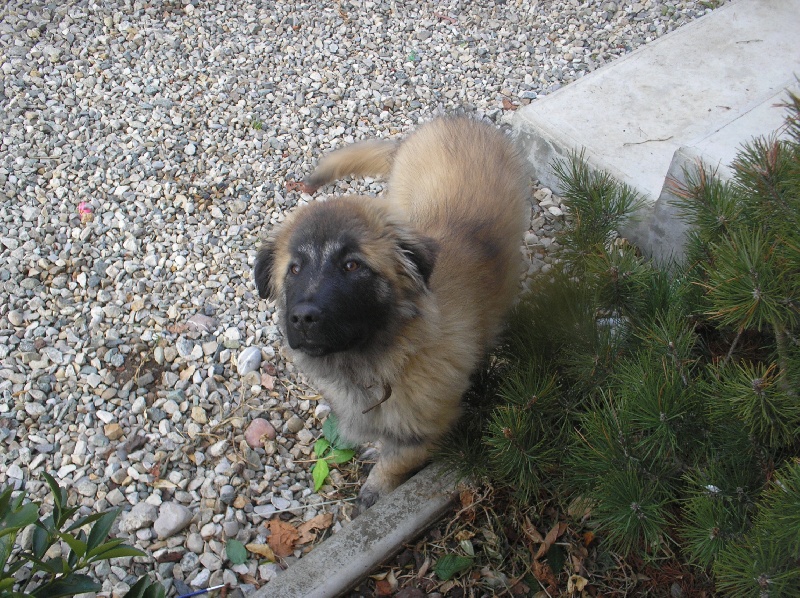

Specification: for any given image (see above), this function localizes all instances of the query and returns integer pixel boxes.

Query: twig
[723,326,744,367]
[434,12,457,24]
[623,136,674,146]
[362,383,392,414]
[268,496,357,516]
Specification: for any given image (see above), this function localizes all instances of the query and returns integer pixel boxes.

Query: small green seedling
[311,414,357,492]
[225,539,247,565]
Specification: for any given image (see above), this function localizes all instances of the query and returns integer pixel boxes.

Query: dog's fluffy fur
[254,116,528,507]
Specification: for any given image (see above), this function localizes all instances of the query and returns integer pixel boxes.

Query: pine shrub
[438,92,800,594]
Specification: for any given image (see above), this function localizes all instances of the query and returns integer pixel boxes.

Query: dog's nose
[289,304,322,333]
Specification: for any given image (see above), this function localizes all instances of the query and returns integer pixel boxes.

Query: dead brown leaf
[511,581,530,595]
[266,519,300,557]
[245,543,276,561]
[535,521,568,560]
[532,559,558,594]
[297,512,334,544]
[459,488,477,523]
[568,574,588,593]
[502,97,518,111]
[522,516,545,543]
[375,580,393,596]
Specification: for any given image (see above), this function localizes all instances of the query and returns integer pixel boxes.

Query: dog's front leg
[357,441,432,510]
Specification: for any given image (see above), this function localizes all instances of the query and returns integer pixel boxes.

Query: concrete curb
[509,0,800,264]
[251,463,459,598]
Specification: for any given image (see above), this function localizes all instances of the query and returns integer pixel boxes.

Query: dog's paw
[354,445,379,478]
[356,483,382,512]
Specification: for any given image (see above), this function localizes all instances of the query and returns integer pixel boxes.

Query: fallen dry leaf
[297,512,334,544]
[523,516,545,543]
[511,580,530,595]
[375,580,393,596]
[454,529,475,543]
[502,97,518,111]
[245,543,276,561]
[458,488,477,522]
[532,559,558,594]
[535,521,568,560]
[266,519,300,557]
[568,574,589,593]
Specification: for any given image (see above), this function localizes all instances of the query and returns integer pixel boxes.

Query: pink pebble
[245,418,276,448]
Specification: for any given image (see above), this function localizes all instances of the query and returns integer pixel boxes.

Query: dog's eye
[290,264,301,275]
[343,260,360,272]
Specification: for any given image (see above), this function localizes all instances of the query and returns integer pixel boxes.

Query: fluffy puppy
[254,116,528,508]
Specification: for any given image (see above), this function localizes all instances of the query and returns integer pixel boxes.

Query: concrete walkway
[511,0,800,264]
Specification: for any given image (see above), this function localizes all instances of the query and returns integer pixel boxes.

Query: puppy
[254,116,528,508]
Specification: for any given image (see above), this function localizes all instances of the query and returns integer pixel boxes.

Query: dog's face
[254,198,438,357]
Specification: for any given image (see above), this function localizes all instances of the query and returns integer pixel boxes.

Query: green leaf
[434,554,474,580]
[143,582,167,598]
[226,539,248,565]
[0,534,14,574]
[66,510,106,533]
[0,578,16,591]
[32,519,52,559]
[86,509,121,553]
[43,556,67,574]
[322,414,357,450]
[41,472,66,525]
[330,449,355,464]
[123,576,166,598]
[123,576,151,598]
[312,458,330,492]
[1,502,39,531]
[58,531,87,559]
[0,486,15,518]
[89,545,146,561]
[32,573,100,597]
[58,506,81,529]
[86,537,126,559]
[313,437,330,457]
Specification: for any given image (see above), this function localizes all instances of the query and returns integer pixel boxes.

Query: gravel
[0,0,726,593]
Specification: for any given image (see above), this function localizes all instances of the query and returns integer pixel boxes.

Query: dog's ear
[398,233,439,286]
[253,242,276,300]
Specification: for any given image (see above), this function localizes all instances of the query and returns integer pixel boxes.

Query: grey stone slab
[510,0,800,263]
[252,463,459,598]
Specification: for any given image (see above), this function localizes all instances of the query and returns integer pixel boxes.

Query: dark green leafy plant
[436,91,800,593]
[0,473,164,598]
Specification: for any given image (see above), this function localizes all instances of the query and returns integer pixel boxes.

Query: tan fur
[261,116,528,507]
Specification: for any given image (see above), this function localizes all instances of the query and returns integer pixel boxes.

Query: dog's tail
[302,139,397,194]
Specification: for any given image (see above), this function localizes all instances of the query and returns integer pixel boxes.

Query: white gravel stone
[237,346,263,375]
[154,502,194,539]
[6,310,23,327]
[119,502,159,534]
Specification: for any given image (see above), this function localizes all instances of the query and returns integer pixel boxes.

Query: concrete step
[250,463,458,598]
[510,0,800,264]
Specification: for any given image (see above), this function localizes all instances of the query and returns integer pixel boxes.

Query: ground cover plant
[353,93,800,597]
[0,474,164,597]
